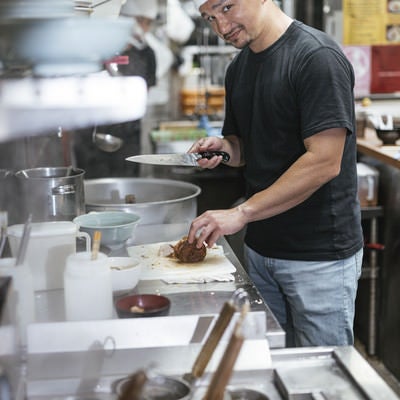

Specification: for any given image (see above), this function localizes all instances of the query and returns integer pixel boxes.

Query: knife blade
[126,151,230,166]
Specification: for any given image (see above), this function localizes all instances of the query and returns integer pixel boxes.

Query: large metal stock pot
[84,178,201,225]
[15,167,85,223]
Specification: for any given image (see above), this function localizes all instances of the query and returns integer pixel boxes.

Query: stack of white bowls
[0,0,75,19]
[0,0,134,76]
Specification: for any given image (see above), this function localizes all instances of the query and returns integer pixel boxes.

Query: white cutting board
[127,241,236,282]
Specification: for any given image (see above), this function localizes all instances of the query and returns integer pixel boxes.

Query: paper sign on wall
[343,0,400,45]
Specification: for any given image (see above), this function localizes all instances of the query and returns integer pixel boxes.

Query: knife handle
[199,151,230,163]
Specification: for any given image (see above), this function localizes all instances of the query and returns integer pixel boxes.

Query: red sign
[370,45,400,93]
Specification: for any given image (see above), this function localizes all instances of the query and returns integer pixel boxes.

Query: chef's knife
[126,151,230,166]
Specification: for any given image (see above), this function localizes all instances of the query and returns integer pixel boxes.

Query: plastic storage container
[8,221,90,291]
[64,251,113,321]
[357,163,379,207]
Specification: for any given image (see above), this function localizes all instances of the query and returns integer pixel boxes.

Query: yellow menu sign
[343,0,400,45]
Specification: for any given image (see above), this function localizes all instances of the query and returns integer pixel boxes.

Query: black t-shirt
[222,20,363,261]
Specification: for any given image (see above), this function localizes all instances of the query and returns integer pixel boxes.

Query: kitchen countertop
[30,223,285,353]
[11,226,400,400]
[357,128,400,169]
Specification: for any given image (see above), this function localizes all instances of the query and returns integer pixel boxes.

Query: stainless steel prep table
[25,345,400,399]
[11,224,400,400]
[31,223,285,351]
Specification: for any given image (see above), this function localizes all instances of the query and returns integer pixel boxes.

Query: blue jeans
[245,245,363,347]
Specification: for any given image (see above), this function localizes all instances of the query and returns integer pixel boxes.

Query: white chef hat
[193,0,207,9]
[120,0,158,20]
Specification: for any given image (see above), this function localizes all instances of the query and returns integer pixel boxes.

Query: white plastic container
[109,256,141,293]
[64,251,113,321]
[8,221,90,291]
[357,163,379,207]
[0,257,35,346]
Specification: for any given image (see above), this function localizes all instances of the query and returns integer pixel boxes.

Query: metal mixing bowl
[84,178,201,225]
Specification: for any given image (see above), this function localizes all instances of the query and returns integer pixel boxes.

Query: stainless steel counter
[29,223,285,354]
[4,223,399,400]
[25,346,400,399]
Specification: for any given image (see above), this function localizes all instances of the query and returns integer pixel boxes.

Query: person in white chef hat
[74,0,158,178]
[120,0,175,82]
[120,0,158,51]
[187,0,364,350]
[118,0,158,82]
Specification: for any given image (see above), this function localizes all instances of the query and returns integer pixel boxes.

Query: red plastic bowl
[115,294,170,318]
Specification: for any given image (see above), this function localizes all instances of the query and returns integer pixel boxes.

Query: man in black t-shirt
[187,0,363,347]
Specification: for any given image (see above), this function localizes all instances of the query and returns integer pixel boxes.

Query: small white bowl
[109,256,141,294]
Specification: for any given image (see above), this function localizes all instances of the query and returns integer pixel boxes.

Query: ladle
[92,126,123,153]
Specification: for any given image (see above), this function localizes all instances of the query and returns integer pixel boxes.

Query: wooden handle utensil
[190,300,237,379]
[203,329,244,400]
[203,300,250,400]
[183,288,249,385]
[91,230,101,260]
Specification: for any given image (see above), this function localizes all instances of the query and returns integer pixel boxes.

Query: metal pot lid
[8,221,78,237]
[15,167,85,179]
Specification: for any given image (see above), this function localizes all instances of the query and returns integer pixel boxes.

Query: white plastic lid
[357,162,379,177]
[8,221,77,237]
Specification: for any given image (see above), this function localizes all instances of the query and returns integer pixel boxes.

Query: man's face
[199,0,264,49]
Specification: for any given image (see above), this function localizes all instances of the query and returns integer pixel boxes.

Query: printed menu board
[343,0,400,45]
